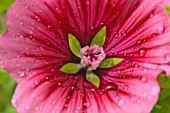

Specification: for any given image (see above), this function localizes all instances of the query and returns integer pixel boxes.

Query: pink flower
[0,0,170,113]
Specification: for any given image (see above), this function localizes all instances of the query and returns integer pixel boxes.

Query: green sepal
[99,58,123,69]
[60,63,82,74]
[91,26,106,47]
[68,34,81,58]
[86,71,100,87]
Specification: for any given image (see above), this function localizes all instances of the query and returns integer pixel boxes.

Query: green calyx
[86,71,100,87]
[99,58,123,69]
[60,63,82,74]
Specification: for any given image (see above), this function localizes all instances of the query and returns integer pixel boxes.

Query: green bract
[60,63,82,74]
[68,34,81,58]
[91,26,106,47]
[86,71,100,87]
[99,58,123,69]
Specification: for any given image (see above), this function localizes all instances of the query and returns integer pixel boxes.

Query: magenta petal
[12,63,160,113]
[0,0,75,81]
[104,0,170,74]
[1,0,170,113]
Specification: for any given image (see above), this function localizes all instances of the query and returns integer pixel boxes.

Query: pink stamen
[80,45,106,70]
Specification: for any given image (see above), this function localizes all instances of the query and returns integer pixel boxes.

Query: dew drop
[118,99,125,106]
[33,81,39,86]
[139,48,147,57]
[58,82,61,86]
[71,86,75,90]
[150,13,155,18]
[130,96,137,103]
[20,22,24,26]
[165,54,170,61]
[121,31,127,37]
[35,106,40,111]
[11,99,17,105]
[48,25,54,31]
[140,5,143,9]
[143,92,148,97]
[91,26,94,30]
[140,77,148,83]
[25,105,30,110]
[64,104,68,109]
[100,22,105,25]
[90,88,95,92]
[0,61,4,65]
[136,39,143,46]
[123,85,129,91]
[105,83,118,90]
[18,71,26,78]
[157,26,165,34]
[151,86,160,96]
[114,33,119,38]
[83,102,90,108]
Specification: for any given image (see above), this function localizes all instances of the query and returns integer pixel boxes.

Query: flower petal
[63,0,134,46]
[104,0,170,74]
[12,62,160,113]
[0,0,76,81]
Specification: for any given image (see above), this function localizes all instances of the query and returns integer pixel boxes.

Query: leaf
[60,63,82,74]
[157,74,170,88]
[86,71,100,87]
[0,68,9,84]
[151,74,170,113]
[99,58,123,69]
[68,34,81,58]
[91,26,106,47]
[0,0,15,13]
[0,13,6,35]
[0,68,17,113]
[151,88,170,113]
[164,5,170,17]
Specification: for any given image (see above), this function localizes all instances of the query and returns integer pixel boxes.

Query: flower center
[80,45,106,70]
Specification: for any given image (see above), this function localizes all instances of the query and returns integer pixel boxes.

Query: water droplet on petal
[25,105,30,110]
[18,71,26,78]
[105,83,118,91]
[150,13,155,18]
[58,82,61,86]
[91,26,94,30]
[121,31,127,37]
[64,104,68,109]
[90,88,95,92]
[136,39,143,46]
[151,86,160,96]
[0,61,4,65]
[123,85,129,91]
[118,99,125,106]
[165,54,170,61]
[11,99,17,106]
[130,96,137,103]
[83,102,90,108]
[139,48,147,57]
[157,26,165,34]
[140,77,148,83]
[140,5,143,9]
[143,92,148,97]
[35,106,40,111]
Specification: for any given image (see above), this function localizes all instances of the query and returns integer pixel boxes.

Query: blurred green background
[0,0,170,113]
[0,0,17,113]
